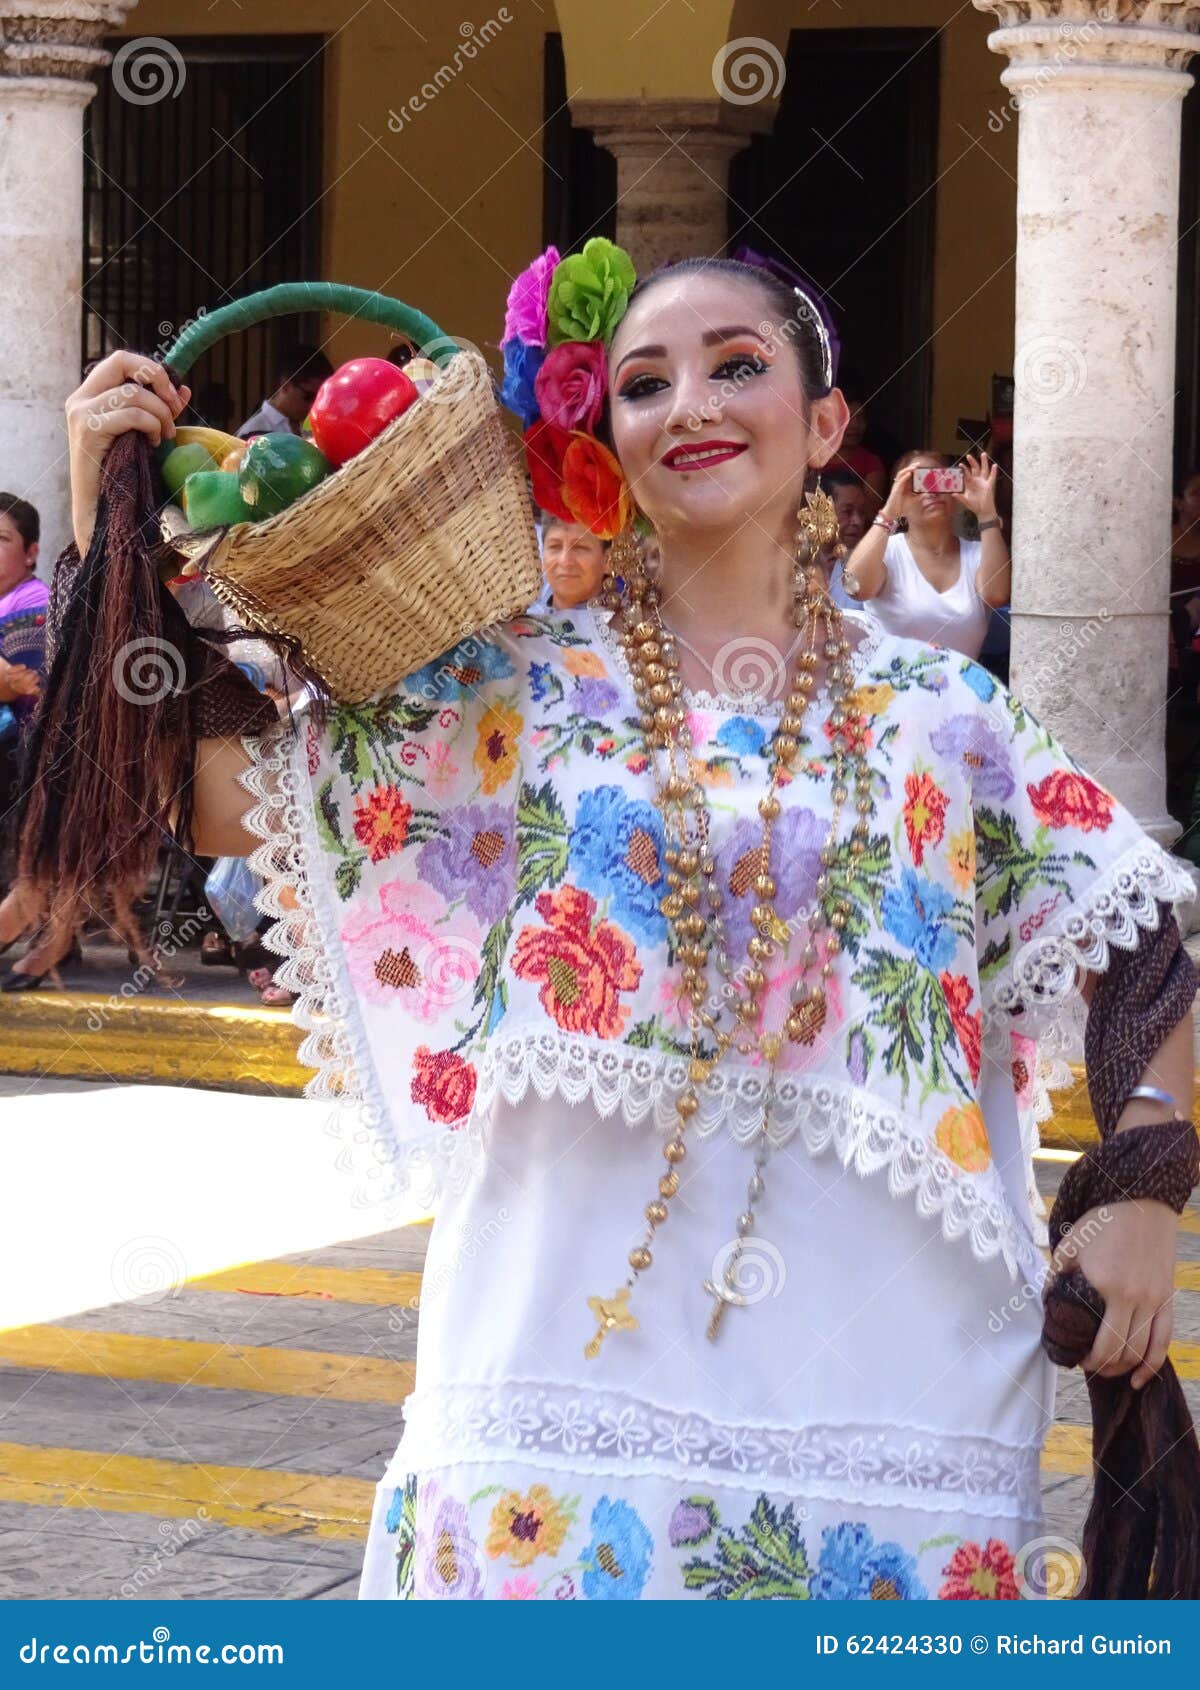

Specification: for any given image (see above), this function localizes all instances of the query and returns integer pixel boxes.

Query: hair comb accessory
[730,244,839,391]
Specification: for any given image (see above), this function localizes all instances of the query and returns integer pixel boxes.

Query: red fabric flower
[534,340,607,431]
[352,785,413,863]
[939,971,982,1085]
[939,1539,1019,1601]
[523,419,573,522]
[1027,769,1114,833]
[512,883,641,1038]
[902,770,948,866]
[562,432,630,540]
[411,1045,477,1125]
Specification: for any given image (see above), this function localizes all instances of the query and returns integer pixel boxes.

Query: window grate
[83,35,325,435]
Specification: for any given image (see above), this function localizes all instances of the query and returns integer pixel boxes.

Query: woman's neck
[905,516,956,555]
[651,519,811,687]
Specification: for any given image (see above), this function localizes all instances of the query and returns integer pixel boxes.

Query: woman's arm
[1056,961,1195,1388]
[842,466,910,601]
[956,453,1010,609]
[191,736,257,856]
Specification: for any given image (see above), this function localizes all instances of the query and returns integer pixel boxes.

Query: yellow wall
[124,0,1016,447]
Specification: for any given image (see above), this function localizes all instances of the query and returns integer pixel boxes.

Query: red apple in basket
[307,357,419,467]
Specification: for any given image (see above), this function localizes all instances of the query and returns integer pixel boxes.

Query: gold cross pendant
[703,1273,748,1341]
[584,1286,638,1359]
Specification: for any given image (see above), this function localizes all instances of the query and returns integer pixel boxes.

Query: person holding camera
[841,450,1009,658]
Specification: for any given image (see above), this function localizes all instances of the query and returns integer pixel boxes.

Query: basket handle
[163,283,454,376]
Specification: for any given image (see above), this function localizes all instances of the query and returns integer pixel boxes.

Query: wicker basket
[162,283,540,703]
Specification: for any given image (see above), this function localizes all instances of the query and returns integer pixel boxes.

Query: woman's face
[607,273,847,539]
[0,515,34,598]
[541,521,608,606]
[1178,474,1200,527]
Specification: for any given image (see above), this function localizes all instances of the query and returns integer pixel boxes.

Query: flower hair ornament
[498,239,840,540]
[499,237,636,541]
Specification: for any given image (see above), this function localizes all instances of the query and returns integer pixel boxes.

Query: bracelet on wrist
[872,513,900,535]
[976,515,1002,533]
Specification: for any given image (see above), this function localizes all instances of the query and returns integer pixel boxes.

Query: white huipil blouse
[240,604,1189,1601]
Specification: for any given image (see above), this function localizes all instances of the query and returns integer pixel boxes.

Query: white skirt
[358,1087,1053,1601]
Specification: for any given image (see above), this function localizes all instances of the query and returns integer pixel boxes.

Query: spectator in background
[821,384,886,501]
[822,470,875,608]
[534,513,610,610]
[0,495,48,874]
[237,343,332,438]
[841,450,1009,659]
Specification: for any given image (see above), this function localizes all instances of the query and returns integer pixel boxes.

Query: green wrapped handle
[163,283,454,376]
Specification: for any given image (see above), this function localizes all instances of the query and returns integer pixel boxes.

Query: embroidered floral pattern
[938,1537,1019,1600]
[512,884,642,1037]
[377,1464,1021,1602]
[273,605,1182,1262]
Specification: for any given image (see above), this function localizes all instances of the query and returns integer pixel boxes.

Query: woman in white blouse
[841,450,1010,657]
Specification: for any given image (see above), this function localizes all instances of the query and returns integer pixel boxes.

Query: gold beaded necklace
[584,497,875,1359]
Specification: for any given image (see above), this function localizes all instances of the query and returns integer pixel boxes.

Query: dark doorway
[83,36,324,434]
[730,29,939,458]
[542,33,617,251]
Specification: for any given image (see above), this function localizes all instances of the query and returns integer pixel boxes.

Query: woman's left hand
[954,451,999,519]
[1049,1198,1178,1388]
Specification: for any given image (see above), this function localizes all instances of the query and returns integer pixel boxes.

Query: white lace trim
[982,840,1195,1055]
[238,726,487,1218]
[588,602,883,719]
[473,1032,1044,1286]
[391,1380,1042,1521]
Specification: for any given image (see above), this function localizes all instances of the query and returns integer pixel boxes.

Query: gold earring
[603,522,650,610]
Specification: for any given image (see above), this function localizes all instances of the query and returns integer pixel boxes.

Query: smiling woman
[51,240,1199,1600]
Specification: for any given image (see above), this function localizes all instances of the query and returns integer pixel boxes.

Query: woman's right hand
[66,351,190,554]
[880,464,913,523]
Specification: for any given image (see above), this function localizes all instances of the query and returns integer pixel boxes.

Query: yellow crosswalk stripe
[0,1442,373,1540]
[0,1326,414,1405]
[0,1423,1104,1530]
[1042,1423,1091,1477]
[188,1262,423,1309]
[1178,1262,1200,1291]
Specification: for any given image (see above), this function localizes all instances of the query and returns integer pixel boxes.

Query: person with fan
[27,244,1200,1601]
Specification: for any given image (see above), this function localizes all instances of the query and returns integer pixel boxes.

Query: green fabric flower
[547,238,636,345]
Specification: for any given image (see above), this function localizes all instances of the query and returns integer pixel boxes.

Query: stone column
[0,2,137,565]
[570,99,774,272]
[974,0,1200,841]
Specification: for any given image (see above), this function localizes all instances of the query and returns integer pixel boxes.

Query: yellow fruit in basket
[403,356,439,394]
[173,425,243,462]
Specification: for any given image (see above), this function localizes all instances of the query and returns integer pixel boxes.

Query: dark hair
[821,467,866,492]
[0,492,39,549]
[893,448,952,479]
[276,342,333,386]
[620,257,832,402]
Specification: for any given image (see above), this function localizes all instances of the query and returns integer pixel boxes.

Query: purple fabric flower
[669,1498,718,1547]
[416,1494,484,1598]
[500,337,546,428]
[928,713,1014,800]
[502,245,561,347]
[573,675,621,718]
[715,807,825,958]
[417,803,516,928]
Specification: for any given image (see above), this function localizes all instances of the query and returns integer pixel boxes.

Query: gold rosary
[585,492,875,1358]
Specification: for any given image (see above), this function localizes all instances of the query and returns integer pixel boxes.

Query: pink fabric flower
[424,739,460,801]
[502,245,561,347]
[534,340,607,431]
[340,880,481,1018]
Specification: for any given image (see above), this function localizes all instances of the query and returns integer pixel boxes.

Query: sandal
[201,931,235,966]
[245,964,295,1009]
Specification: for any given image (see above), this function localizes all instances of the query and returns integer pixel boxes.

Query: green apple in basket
[237,432,331,519]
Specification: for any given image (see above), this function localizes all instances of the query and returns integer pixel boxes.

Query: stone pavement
[0,1135,1196,1599]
